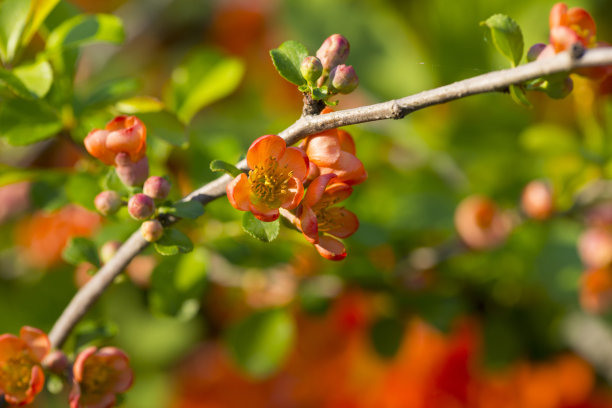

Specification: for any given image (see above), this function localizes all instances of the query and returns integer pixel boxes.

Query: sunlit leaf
[13,57,53,98]
[0,98,62,145]
[0,0,30,63]
[154,228,194,256]
[115,96,164,114]
[509,84,531,108]
[242,212,280,243]
[21,0,61,46]
[62,237,100,267]
[0,68,35,99]
[269,40,308,86]
[481,14,523,67]
[46,13,124,51]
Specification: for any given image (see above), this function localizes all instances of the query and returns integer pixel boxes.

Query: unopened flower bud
[543,76,573,99]
[140,220,164,242]
[115,154,149,187]
[521,180,554,220]
[100,241,121,264]
[300,56,323,84]
[329,64,359,94]
[42,350,69,375]
[316,34,350,72]
[143,176,171,200]
[128,193,155,220]
[94,190,122,216]
[527,43,547,62]
[454,195,511,251]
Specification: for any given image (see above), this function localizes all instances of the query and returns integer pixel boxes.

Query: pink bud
[42,350,69,375]
[527,43,547,62]
[94,191,122,216]
[128,193,155,220]
[329,64,358,94]
[316,34,350,72]
[143,176,171,200]
[300,56,323,84]
[140,220,164,242]
[115,154,149,187]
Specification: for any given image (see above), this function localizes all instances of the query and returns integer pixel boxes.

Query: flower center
[315,207,345,232]
[249,159,293,207]
[81,360,117,398]
[0,350,35,395]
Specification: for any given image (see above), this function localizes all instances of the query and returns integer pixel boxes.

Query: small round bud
[143,176,171,200]
[454,195,512,251]
[140,219,164,242]
[329,64,359,94]
[316,34,350,72]
[42,350,70,375]
[300,56,323,84]
[527,43,547,62]
[100,241,121,264]
[115,154,149,187]
[94,190,122,216]
[578,228,612,269]
[128,193,155,220]
[521,180,554,220]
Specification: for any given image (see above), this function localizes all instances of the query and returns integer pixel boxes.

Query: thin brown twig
[48,46,612,348]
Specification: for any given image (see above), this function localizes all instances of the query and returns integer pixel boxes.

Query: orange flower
[0,326,50,406]
[454,195,512,251]
[70,346,134,408]
[84,116,147,166]
[297,173,359,260]
[227,134,308,221]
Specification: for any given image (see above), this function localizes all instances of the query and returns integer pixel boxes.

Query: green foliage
[210,160,243,178]
[62,237,101,268]
[369,316,405,359]
[154,228,194,256]
[0,98,62,145]
[242,212,280,243]
[481,14,524,67]
[0,0,31,63]
[45,13,124,51]
[13,57,53,98]
[0,68,35,99]
[226,308,295,378]
[269,40,309,86]
[158,201,205,220]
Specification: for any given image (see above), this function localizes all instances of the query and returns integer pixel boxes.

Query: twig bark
[48,46,612,348]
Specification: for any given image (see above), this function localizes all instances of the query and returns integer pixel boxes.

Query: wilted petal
[314,236,347,261]
[278,147,309,183]
[280,177,304,211]
[20,326,50,362]
[227,173,251,211]
[299,204,319,244]
[246,135,286,169]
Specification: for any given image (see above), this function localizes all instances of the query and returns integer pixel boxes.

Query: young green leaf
[242,212,280,243]
[0,98,62,145]
[62,237,101,268]
[0,68,35,99]
[46,13,125,52]
[226,309,295,378]
[21,0,61,47]
[13,57,53,98]
[154,228,194,256]
[509,84,532,108]
[481,14,524,67]
[0,0,31,63]
[269,40,309,86]
[210,160,243,178]
[158,201,205,220]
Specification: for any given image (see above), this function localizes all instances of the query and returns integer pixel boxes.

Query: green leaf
[0,0,31,63]
[0,68,35,99]
[149,248,208,318]
[65,172,99,211]
[21,0,61,47]
[0,98,62,145]
[242,212,280,243]
[210,160,243,178]
[369,317,404,359]
[509,84,531,108]
[164,48,245,124]
[46,13,124,52]
[30,176,68,210]
[226,308,295,378]
[135,111,187,147]
[79,77,140,111]
[62,237,100,267]
[481,14,523,67]
[158,201,205,220]
[269,40,308,86]
[13,57,53,98]
[154,228,194,256]
[115,96,164,114]
[311,86,329,101]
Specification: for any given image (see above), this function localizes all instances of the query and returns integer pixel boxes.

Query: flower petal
[304,173,336,207]
[25,365,45,404]
[97,347,133,393]
[567,7,596,41]
[325,208,359,239]
[84,129,115,165]
[278,147,309,183]
[321,151,367,186]
[0,334,24,365]
[73,346,97,383]
[246,135,286,170]
[227,173,250,211]
[299,204,319,244]
[314,236,347,261]
[280,177,304,211]
[337,129,356,155]
[551,26,583,52]
[248,202,279,222]
[549,3,567,29]
[321,182,353,205]
[20,326,50,362]
[305,129,341,167]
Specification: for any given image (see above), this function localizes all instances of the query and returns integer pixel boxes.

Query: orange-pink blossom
[84,116,147,166]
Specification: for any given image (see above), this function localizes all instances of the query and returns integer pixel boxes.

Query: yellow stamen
[248,159,294,207]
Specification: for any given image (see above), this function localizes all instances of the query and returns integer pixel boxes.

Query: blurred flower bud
[543,76,573,99]
[329,64,359,94]
[42,350,69,375]
[143,176,171,200]
[300,56,323,84]
[580,268,612,314]
[454,195,512,250]
[578,227,612,269]
[100,241,121,264]
[115,154,149,187]
[527,43,547,62]
[140,220,163,242]
[94,191,122,216]
[316,34,350,72]
[128,193,155,220]
[521,180,554,220]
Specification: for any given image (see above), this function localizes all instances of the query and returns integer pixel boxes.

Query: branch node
[570,42,586,60]
[301,93,326,117]
[390,101,404,119]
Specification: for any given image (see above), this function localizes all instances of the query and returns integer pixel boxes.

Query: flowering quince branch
[46,44,612,352]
